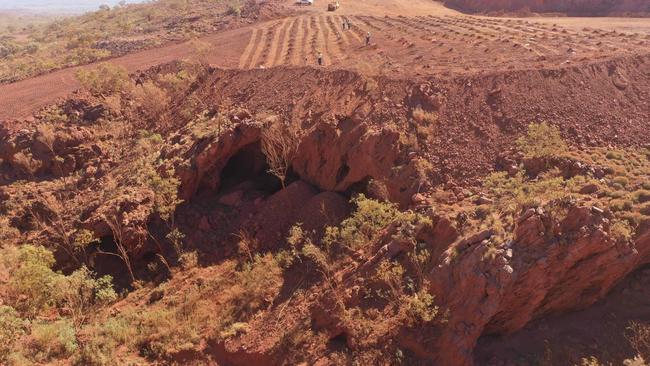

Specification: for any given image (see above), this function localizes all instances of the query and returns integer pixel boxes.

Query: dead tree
[261,121,299,188]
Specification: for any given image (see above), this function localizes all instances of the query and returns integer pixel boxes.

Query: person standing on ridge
[317,52,323,66]
[366,31,371,46]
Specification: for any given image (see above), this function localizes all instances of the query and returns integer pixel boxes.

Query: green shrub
[226,3,242,17]
[610,220,633,242]
[640,203,650,216]
[76,63,130,96]
[30,319,78,361]
[0,306,28,361]
[612,176,630,188]
[610,199,634,212]
[323,195,429,250]
[133,81,170,121]
[6,245,60,317]
[56,266,117,325]
[3,245,116,320]
[179,251,198,270]
[606,151,623,160]
[517,122,568,159]
[135,254,284,358]
[484,171,571,213]
[632,190,650,203]
[607,190,628,199]
[219,322,249,339]
[74,317,133,366]
[73,338,113,366]
[412,107,438,124]
[402,288,439,326]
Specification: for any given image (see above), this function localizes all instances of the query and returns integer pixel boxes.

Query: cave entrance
[217,141,282,195]
[90,235,133,291]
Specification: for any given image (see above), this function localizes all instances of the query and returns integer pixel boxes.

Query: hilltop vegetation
[0,0,276,83]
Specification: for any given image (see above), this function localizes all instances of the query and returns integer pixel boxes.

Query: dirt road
[1,0,649,120]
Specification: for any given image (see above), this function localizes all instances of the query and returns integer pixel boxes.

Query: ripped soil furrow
[308,16,320,65]
[239,27,261,69]
[266,19,289,67]
[274,18,296,65]
[334,15,356,47]
[319,16,341,65]
[355,16,384,32]
[342,16,364,43]
[247,26,269,68]
[282,17,300,65]
[297,16,310,66]
[256,24,277,68]
[460,20,563,56]
[325,15,348,61]
[348,16,374,45]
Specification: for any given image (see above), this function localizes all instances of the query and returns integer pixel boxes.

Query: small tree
[28,193,84,266]
[55,266,117,327]
[101,209,137,285]
[187,38,212,69]
[261,122,298,188]
[133,81,170,124]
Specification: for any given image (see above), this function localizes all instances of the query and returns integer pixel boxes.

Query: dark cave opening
[89,235,133,291]
[328,332,350,351]
[217,141,282,195]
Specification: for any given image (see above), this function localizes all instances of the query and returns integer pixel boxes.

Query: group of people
[341,19,371,45]
[315,19,372,66]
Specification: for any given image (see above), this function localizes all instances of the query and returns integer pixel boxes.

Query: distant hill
[443,0,650,16]
[0,0,146,14]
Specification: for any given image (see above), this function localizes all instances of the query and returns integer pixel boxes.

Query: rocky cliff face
[428,206,648,365]
[444,0,650,15]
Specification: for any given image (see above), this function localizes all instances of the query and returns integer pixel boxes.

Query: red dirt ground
[0,3,649,364]
[0,0,649,121]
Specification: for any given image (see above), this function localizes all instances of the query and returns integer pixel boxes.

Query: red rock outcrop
[293,121,430,207]
[428,205,647,365]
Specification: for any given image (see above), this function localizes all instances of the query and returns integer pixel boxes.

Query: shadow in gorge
[89,235,134,291]
[474,264,650,365]
[177,141,287,265]
[217,141,283,195]
[90,235,170,291]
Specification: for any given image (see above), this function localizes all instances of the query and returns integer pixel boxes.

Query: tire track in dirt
[239,27,261,69]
